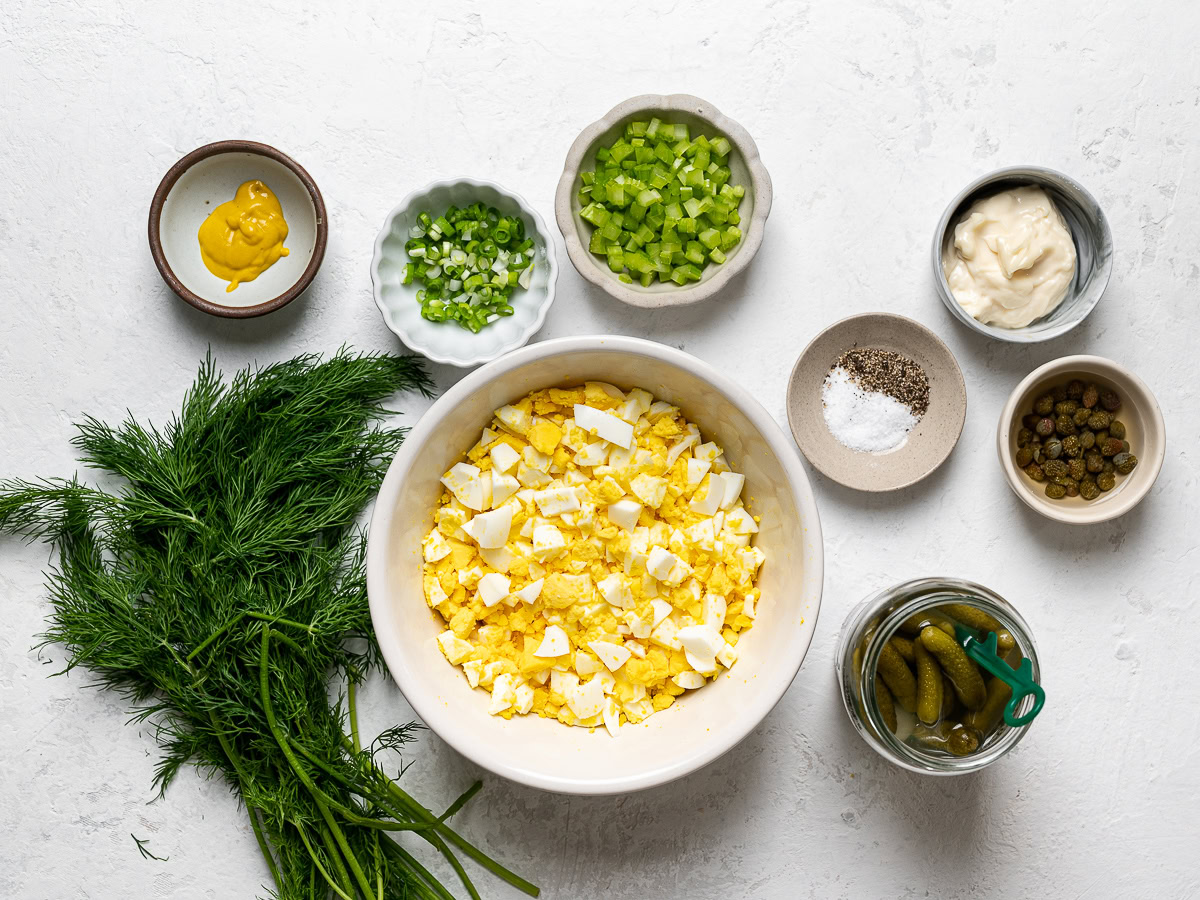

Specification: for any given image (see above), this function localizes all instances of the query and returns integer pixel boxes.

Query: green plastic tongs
[954,625,1046,727]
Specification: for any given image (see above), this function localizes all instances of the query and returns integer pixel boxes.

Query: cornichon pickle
[964,676,1013,736]
[941,604,1016,654]
[1108,420,1126,440]
[874,674,897,732]
[889,635,915,664]
[919,626,987,710]
[877,641,918,713]
[909,721,981,757]
[940,674,956,719]
[948,723,982,756]
[913,639,943,726]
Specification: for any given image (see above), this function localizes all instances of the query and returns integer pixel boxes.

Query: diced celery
[698,228,720,250]
[646,117,662,139]
[580,203,610,227]
[684,241,706,265]
[710,136,732,158]
[708,247,727,264]
[683,197,702,218]
[618,273,633,284]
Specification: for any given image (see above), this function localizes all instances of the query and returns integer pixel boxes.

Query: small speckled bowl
[787,313,967,492]
[933,166,1112,342]
[149,140,327,318]
[555,94,771,309]
[997,355,1165,524]
[372,178,558,368]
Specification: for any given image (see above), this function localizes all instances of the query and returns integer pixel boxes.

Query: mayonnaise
[942,185,1076,328]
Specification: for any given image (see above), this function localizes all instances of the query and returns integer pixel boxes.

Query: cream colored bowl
[997,355,1165,524]
[366,336,823,794]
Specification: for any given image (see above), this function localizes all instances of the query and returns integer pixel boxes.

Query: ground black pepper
[833,348,930,417]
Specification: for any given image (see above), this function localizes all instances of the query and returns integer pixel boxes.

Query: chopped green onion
[403,202,535,331]
[577,120,743,285]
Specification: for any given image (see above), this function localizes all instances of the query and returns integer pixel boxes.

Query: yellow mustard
[197,180,290,291]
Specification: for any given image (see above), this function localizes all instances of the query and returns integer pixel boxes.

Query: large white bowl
[371,178,558,367]
[366,335,823,794]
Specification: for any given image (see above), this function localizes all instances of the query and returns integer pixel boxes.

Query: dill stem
[246,611,317,633]
[379,838,456,900]
[348,677,362,754]
[295,822,353,900]
[315,794,378,900]
[187,612,246,662]
[318,820,355,898]
[247,808,281,894]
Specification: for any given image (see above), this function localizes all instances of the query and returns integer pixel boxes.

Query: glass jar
[836,577,1042,775]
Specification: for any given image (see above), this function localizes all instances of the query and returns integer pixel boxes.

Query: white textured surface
[1,2,1197,898]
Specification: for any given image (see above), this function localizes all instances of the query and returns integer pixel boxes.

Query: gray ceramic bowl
[555,94,772,309]
[933,166,1112,342]
[997,355,1165,524]
[787,313,967,492]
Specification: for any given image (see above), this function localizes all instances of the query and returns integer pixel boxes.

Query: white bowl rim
[366,334,824,794]
[370,177,559,367]
[995,354,1166,524]
[931,164,1113,343]
[554,93,773,309]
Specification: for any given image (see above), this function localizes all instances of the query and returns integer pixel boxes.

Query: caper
[1072,407,1092,427]
[1036,417,1055,437]
[1094,430,1109,445]
[1033,394,1055,416]
[1067,379,1085,399]
[1045,482,1067,499]
[1079,479,1101,500]
[1052,384,1067,402]
[1015,447,1033,468]
[1025,463,1046,482]
[1087,410,1111,430]
[1044,439,1063,459]
[1113,452,1139,475]
[1024,413,1043,430]
[1064,482,1080,498]
[1052,474,1075,487]
[1109,420,1126,440]
[1122,440,1131,453]
[1082,383,1099,408]
[1100,388,1121,412]
[1055,415,1077,436]
[1085,451,1104,473]
[1062,435,1081,457]
[1043,459,1068,478]
[1098,471,1117,491]
[1080,430,1096,450]
[1055,400,1078,417]
[1067,458,1086,481]
[1103,460,1116,474]
[1101,437,1124,457]
[1017,427,1033,447]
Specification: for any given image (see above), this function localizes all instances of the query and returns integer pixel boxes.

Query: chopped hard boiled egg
[423,384,766,735]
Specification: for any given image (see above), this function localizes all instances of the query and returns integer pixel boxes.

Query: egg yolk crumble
[421,382,765,736]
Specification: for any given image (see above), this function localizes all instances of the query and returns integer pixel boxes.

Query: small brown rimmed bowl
[148,140,327,318]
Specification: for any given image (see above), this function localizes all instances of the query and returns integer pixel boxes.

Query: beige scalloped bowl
[555,94,772,309]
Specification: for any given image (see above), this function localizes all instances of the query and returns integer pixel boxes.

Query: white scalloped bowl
[555,94,772,309]
[366,335,824,794]
[372,179,558,367]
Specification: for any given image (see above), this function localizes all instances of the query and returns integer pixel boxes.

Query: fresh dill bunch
[0,350,538,900]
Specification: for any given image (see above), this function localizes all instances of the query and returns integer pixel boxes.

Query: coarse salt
[821,366,919,453]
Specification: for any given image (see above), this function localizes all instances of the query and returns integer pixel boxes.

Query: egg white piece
[489,442,521,473]
[672,671,705,690]
[568,677,606,719]
[422,530,451,562]
[513,578,544,605]
[588,640,631,672]
[534,625,570,657]
[476,573,510,608]
[606,499,642,531]
[573,404,634,449]
[461,506,513,549]
[533,485,581,517]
